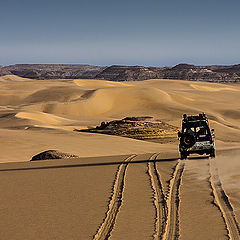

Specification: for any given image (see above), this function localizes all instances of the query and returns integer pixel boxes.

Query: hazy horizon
[1,0,240,66]
[1,62,240,68]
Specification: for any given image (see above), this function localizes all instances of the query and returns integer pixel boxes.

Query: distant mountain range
[1,63,240,83]
[0,64,104,79]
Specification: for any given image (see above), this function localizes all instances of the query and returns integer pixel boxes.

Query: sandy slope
[1,151,239,240]
[0,157,120,240]
[215,149,240,225]
[0,75,240,239]
[179,159,227,239]
[0,75,239,162]
[0,128,169,163]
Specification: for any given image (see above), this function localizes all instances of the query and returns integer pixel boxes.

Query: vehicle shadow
[187,156,210,161]
[0,155,209,172]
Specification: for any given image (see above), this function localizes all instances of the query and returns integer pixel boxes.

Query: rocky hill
[160,64,240,82]
[1,63,240,82]
[4,64,105,80]
[95,65,164,81]
[76,116,178,143]
[96,64,240,82]
[0,66,11,76]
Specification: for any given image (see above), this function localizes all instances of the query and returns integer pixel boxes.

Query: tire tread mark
[209,159,240,240]
[147,153,168,239]
[162,160,185,240]
[92,154,136,240]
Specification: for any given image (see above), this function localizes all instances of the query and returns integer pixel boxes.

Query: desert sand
[0,75,240,239]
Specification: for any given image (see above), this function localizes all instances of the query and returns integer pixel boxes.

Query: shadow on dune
[0,156,209,172]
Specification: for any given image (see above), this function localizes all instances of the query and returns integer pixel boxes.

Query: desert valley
[0,67,240,239]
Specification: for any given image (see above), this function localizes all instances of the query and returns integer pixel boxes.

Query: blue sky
[1,0,239,66]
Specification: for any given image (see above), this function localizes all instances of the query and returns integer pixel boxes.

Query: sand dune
[74,79,131,88]
[190,83,240,92]
[0,76,240,239]
[0,77,239,160]
[41,86,173,117]
[0,74,32,82]
[16,111,73,126]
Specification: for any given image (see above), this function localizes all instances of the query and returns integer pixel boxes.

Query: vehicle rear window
[182,121,210,137]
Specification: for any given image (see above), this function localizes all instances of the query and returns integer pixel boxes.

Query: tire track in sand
[147,153,168,240]
[209,158,240,240]
[162,160,185,240]
[93,154,136,240]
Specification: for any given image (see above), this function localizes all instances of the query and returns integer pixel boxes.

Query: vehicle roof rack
[183,113,208,122]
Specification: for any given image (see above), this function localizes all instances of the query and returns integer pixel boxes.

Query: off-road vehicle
[178,113,215,159]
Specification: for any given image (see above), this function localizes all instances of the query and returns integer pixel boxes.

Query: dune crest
[16,111,74,127]
[42,86,172,117]
[74,79,131,88]
[0,74,32,82]
[190,83,240,92]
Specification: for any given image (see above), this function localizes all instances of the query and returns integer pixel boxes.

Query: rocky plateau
[1,63,240,83]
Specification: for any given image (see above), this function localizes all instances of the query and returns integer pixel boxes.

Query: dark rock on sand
[76,116,178,143]
[31,150,78,161]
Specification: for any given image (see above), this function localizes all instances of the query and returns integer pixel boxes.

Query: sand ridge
[74,79,131,88]
[0,74,32,82]
[16,111,74,126]
[190,83,240,92]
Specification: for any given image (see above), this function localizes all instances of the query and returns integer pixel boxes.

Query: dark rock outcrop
[95,63,240,82]
[0,66,11,76]
[1,63,240,83]
[160,64,240,82]
[95,65,164,81]
[4,64,105,80]
[76,116,178,143]
[31,150,78,161]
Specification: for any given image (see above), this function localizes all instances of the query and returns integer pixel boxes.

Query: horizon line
[1,62,240,68]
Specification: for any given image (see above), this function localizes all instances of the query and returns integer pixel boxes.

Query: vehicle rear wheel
[210,150,215,158]
[180,152,187,160]
[181,133,196,148]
